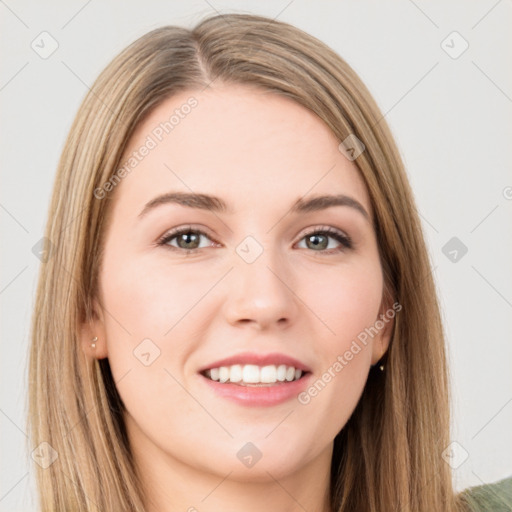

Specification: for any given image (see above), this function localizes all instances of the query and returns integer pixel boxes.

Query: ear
[80,297,109,360]
[370,290,398,366]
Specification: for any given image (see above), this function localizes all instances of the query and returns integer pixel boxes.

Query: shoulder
[459,475,512,511]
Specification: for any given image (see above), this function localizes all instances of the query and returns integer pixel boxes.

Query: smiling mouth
[201,364,307,386]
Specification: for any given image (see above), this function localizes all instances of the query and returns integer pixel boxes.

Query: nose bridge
[223,233,298,327]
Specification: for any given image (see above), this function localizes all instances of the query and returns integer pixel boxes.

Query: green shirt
[460,476,512,511]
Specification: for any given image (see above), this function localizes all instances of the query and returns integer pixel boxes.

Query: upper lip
[199,352,312,373]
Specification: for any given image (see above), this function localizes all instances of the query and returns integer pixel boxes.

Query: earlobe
[88,335,108,359]
[370,335,390,370]
[80,298,108,359]
[370,295,397,367]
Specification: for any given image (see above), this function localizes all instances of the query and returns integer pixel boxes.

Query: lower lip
[200,373,312,407]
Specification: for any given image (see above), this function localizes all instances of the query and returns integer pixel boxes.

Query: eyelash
[156,225,353,255]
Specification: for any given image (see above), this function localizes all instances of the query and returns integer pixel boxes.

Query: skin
[81,84,393,512]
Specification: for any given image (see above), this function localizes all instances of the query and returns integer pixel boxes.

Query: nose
[222,245,300,330]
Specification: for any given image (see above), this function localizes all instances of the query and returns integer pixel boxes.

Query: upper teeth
[205,364,303,384]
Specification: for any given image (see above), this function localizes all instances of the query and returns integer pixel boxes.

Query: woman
[27,12,511,512]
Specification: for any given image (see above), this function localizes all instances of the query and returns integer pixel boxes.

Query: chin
[201,440,315,482]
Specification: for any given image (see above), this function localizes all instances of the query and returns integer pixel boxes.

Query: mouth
[197,352,312,405]
[201,364,309,386]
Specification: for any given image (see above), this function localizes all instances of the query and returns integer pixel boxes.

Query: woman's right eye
[157,227,215,253]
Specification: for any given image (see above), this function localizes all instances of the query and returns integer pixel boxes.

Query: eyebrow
[138,191,370,221]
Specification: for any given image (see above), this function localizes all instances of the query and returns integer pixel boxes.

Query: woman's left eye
[157,226,353,254]
[296,227,353,253]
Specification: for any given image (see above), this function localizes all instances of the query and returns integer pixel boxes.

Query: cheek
[295,258,383,428]
[97,250,200,394]
[303,256,384,350]
[98,254,214,440]
[100,250,216,342]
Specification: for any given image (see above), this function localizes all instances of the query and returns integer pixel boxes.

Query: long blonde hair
[28,13,468,511]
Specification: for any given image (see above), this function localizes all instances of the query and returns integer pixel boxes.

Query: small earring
[371,360,385,372]
[91,336,97,348]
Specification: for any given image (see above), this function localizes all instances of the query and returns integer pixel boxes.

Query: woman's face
[85,84,392,482]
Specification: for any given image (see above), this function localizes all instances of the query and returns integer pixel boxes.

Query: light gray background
[1,1,511,510]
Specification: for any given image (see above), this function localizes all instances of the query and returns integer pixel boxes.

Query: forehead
[115,84,371,217]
